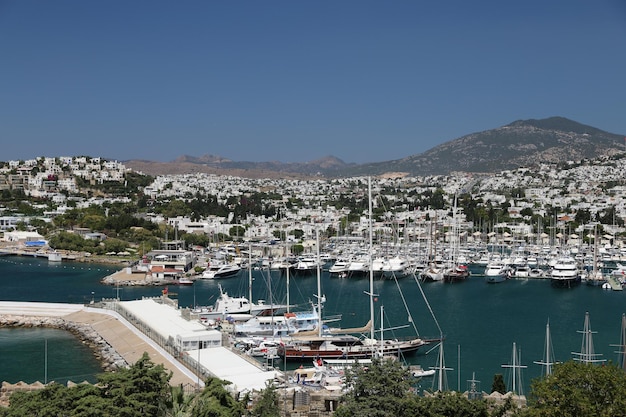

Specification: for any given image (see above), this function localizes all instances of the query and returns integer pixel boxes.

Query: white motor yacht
[201,262,241,279]
[550,256,581,287]
[194,284,288,322]
[483,262,510,283]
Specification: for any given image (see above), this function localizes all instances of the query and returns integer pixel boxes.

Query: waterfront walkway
[0,302,199,387]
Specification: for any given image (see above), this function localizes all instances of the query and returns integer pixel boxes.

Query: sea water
[2,256,625,394]
[0,327,103,385]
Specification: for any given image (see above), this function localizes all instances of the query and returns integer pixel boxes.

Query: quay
[0,246,78,262]
[0,246,126,265]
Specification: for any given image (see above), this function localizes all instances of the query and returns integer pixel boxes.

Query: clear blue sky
[1,1,625,164]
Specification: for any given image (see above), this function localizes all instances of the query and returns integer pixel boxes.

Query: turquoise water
[0,327,103,385]
[1,255,625,394]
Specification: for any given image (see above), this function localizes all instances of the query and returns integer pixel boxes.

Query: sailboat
[585,226,606,287]
[533,319,557,376]
[278,178,428,361]
[443,195,469,283]
[429,338,452,392]
[611,313,626,371]
[420,216,444,282]
[501,342,527,395]
[572,311,606,364]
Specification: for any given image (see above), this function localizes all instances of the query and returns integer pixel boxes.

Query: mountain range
[124,117,625,178]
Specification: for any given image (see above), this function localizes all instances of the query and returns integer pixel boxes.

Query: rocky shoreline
[0,315,128,374]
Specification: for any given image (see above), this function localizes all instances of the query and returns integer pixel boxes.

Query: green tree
[97,352,172,416]
[163,200,191,219]
[290,244,304,256]
[249,382,279,417]
[190,377,245,417]
[575,208,592,225]
[520,207,534,218]
[406,391,509,417]
[27,219,50,236]
[229,225,246,240]
[491,374,506,394]
[3,353,171,417]
[522,361,626,417]
[82,214,107,231]
[335,357,413,417]
[102,237,129,254]
[48,231,99,253]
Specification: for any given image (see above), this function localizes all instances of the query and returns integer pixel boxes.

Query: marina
[1,254,626,395]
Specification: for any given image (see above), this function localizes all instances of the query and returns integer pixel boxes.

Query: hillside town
[1,154,625,243]
[0,152,624,293]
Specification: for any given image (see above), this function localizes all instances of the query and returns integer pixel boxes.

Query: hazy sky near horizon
[2,1,626,164]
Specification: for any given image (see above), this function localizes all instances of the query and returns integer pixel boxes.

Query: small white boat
[347,255,370,277]
[410,364,436,378]
[248,340,281,359]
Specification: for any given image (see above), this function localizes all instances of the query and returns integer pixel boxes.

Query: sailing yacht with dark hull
[277,333,426,361]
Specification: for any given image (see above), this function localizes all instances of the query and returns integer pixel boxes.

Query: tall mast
[430,339,451,392]
[368,177,375,342]
[379,305,384,356]
[286,255,290,314]
[248,242,253,314]
[502,342,527,395]
[282,208,291,313]
[316,228,323,337]
[572,311,605,364]
[534,319,556,376]
[611,313,626,371]
[363,177,379,351]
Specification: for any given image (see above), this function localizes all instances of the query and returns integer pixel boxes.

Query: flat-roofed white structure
[188,346,281,394]
[119,298,221,351]
[118,298,282,394]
